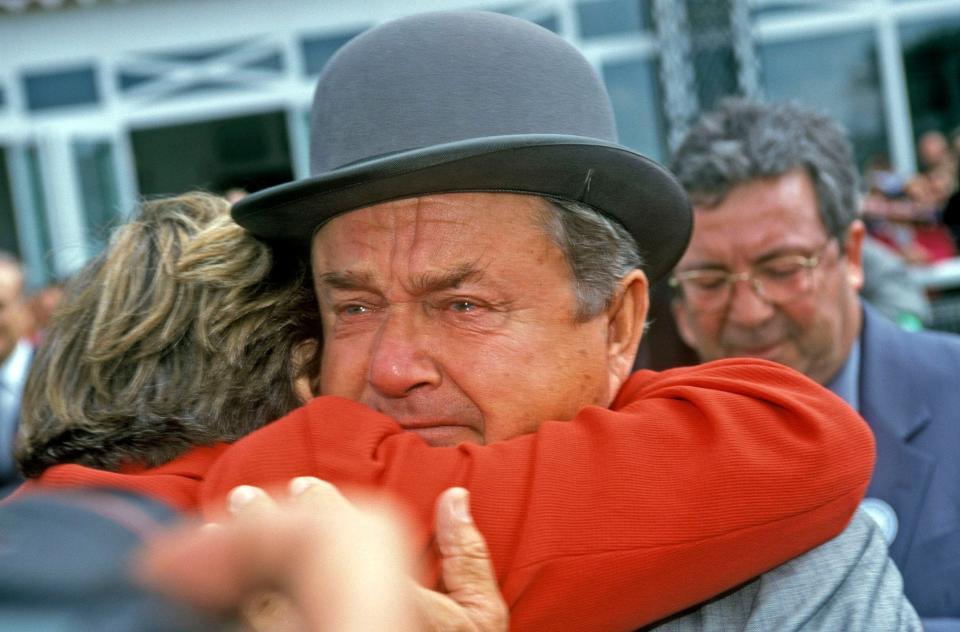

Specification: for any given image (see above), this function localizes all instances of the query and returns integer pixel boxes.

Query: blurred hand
[137,478,507,632]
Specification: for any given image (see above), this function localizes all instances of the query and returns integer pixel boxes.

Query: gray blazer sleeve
[0,489,221,631]
[645,508,921,631]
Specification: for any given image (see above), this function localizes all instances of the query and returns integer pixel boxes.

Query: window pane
[532,14,559,33]
[130,111,293,197]
[118,71,154,92]
[0,149,18,257]
[899,16,960,135]
[577,0,652,38]
[301,32,360,76]
[497,5,560,33]
[22,67,99,112]
[73,140,121,251]
[759,29,886,170]
[602,57,666,161]
[23,146,55,283]
[243,52,284,72]
[151,41,246,64]
[751,1,858,19]
[686,0,739,109]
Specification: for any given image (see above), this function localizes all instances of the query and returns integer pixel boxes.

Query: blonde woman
[17,192,319,476]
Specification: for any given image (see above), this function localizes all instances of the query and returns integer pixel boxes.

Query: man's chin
[407,425,483,447]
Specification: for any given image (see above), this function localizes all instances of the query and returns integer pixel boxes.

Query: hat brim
[231,134,691,283]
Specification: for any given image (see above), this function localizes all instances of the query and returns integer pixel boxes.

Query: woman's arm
[201,358,874,631]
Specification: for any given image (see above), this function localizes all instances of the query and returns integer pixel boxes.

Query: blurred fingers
[227,484,277,519]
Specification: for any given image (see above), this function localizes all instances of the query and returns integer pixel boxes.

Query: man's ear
[843,219,866,291]
[606,268,649,399]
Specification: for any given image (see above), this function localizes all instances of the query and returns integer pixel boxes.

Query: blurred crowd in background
[864,127,960,265]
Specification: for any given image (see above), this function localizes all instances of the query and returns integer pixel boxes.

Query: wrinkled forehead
[683,174,828,265]
[308,193,574,299]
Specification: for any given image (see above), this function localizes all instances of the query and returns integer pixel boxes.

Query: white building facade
[1,0,958,287]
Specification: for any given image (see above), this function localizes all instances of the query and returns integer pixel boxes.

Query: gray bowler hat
[232,10,691,282]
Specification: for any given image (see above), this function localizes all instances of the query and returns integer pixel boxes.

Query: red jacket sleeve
[201,358,875,632]
[15,445,227,512]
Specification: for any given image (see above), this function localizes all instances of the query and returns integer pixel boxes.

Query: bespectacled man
[670,98,960,627]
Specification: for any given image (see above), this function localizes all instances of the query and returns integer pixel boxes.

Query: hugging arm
[201,359,875,631]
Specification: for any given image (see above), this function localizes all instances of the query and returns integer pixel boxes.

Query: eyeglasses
[669,242,833,314]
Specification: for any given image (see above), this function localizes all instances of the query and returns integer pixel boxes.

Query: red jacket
[26,359,874,631]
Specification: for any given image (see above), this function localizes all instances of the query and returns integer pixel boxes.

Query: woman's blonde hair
[17,192,320,476]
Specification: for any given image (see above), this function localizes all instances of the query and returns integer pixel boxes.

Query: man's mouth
[397,420,481,447]
[731,342,784,360]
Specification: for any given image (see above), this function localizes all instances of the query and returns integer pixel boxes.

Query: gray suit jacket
[643,508,920,631]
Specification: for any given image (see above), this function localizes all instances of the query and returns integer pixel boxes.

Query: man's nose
[367,309,442,397]
[726,278,776,326]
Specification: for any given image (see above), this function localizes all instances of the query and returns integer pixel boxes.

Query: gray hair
[669,98,860,244]
[538,198,643,320]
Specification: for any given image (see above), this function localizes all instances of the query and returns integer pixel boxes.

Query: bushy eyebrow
[316,270,374,291]
[316,263,485,296]
[409,263,484,294]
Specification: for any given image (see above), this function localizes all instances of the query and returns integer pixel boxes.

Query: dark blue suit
[0,341,31,494]
[859,303,960,626]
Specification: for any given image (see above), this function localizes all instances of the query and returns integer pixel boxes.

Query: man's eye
[448,300,478,313]
[342,304,371,316]
[688,275,727,291]
[760,262,802,279]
